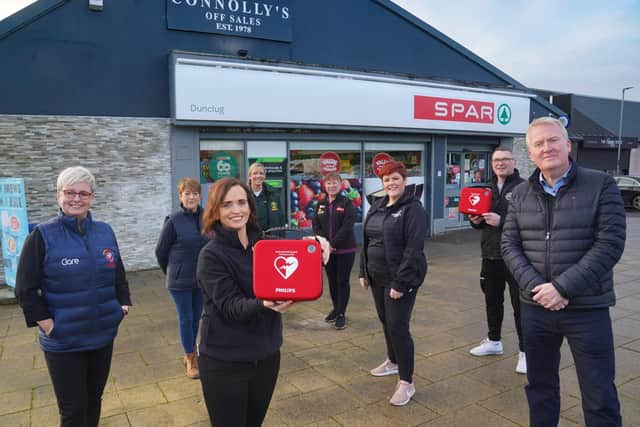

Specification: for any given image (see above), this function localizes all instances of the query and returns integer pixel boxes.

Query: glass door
[445,150,489,228]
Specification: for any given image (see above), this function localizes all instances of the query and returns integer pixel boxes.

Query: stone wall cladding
[512,136,536,179]
[0,115,172,284]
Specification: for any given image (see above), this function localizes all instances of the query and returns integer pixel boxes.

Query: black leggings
[44,342,113,427]
[199,351,280,427]
[325,252,355,316]
[369,272,418,383]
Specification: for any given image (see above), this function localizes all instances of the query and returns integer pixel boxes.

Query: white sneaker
[469,338,504,356]
[516,351,527,374]
[370,358,399,377]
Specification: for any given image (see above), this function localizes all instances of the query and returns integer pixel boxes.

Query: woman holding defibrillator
[359,160,427,406]
[196,177,296,427]
[312,172,356,330]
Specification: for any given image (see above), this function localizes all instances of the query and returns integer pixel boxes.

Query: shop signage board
[173,58,532,134]
[167,0,292,42]
[0,178,29,288]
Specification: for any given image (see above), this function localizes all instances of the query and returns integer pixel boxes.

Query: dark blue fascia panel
[572,95,640,137]
[1,0,527,117]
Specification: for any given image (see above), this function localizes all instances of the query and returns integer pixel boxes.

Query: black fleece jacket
[196,222,282,361]
[359,192,428,293]
[312,193,356,252]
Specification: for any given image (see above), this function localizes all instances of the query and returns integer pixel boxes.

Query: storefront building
[0,0,561,278]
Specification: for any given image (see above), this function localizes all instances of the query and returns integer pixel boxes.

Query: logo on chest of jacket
[391,210,403,218]
[505,191,513,201]
[103,249,116,268]
[61,258,80,266]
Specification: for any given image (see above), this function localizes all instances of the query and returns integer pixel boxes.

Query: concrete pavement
[1,212,639,426]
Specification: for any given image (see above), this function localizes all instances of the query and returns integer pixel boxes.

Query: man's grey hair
[526,117,569,145]
[56,166,96,192]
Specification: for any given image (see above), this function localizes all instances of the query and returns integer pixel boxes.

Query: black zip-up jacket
[196,222,282,361]
[502,164,626,309]
[312,193,356,253]
[470,170,524,259]
[359,192,427,293]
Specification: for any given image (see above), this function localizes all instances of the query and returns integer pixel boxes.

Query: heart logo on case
[274,256,299,279]
[469,194,481,206]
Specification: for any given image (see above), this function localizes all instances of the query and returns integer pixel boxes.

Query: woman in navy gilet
[155,177,208,379]
[16,166,131,427]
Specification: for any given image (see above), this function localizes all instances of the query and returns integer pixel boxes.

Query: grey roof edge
[372,0,526,90]
[0,0,69,41]
[532,95,566,117]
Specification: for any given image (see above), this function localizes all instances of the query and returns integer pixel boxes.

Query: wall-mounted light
[89,0,103,11]
[237,49,248,57]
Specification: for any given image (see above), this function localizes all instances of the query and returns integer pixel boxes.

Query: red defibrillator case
[253,239,323,301]
[458,186,492,215]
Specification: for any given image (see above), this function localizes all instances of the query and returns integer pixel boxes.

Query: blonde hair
[526,117,569,146]
[56,166,96,192]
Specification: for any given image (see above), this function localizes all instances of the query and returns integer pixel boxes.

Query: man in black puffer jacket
[502,117,626,427]
[468,147,526,375]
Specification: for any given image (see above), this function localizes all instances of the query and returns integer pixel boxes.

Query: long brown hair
[202,178,257,235]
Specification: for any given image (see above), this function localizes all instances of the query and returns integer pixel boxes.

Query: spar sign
[414,96,512,126]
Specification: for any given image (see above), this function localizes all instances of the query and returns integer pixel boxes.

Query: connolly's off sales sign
[167,0,292,42]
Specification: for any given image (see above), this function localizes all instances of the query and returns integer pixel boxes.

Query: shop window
[289,146,362,228]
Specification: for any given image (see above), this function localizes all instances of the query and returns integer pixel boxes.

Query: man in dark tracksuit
[502,117,626,427]
[468,147,526,374]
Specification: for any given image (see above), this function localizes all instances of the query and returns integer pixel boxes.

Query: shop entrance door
[444,150,489,228]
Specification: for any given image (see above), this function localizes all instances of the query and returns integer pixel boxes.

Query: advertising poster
[0,178,29,288]
[289,151,363,228]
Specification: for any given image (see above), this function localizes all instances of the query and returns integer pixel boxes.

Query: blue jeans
[521,304,621,427]
[169,288,204,354]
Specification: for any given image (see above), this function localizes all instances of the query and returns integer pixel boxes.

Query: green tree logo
[497,104,512,125]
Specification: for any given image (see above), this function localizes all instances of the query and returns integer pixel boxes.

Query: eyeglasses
[61,190,93,200]
[182,191,200,197]
[492,158,514,163]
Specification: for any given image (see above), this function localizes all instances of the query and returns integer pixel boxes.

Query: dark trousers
[199,351,280,427]
[521,304,621,427]
[169,288,204,354]
[480,258,523,350]
[44,342,114,427]
[325,252,355,316]
[369,272,418,383]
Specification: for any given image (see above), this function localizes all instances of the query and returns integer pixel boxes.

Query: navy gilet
[166,208,207,290]
[37,212,124,352]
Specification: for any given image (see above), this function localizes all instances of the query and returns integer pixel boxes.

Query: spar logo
[414,96,511,125]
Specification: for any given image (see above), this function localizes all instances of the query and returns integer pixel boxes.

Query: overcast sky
[2,0,639,101]
[392,0,640,102]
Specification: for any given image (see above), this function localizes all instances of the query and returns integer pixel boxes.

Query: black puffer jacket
[196,222,282,362]
[502,164,626,309]
[470,170,524,259]
[359,192,428,293]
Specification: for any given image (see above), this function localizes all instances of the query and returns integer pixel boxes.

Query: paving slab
[0,211,638,426]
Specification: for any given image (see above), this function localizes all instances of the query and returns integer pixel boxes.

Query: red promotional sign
[414,96,494,123]
[318,152,341,176]
[372,152,393,177]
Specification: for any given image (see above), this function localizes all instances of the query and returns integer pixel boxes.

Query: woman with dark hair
[359,160,427,406]
[312,172,356,330]
[155,177,208,379]
[15,166,131,426]
[196,177,296,427]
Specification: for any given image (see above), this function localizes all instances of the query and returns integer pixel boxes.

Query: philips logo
[61,258,80,266]
[275,288,296,294]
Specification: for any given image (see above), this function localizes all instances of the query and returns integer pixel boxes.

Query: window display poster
[200,150,243,183]
[0,178,29,288]
[289,150,363,228]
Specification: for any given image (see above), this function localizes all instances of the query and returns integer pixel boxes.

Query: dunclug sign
[167,0,292,42]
